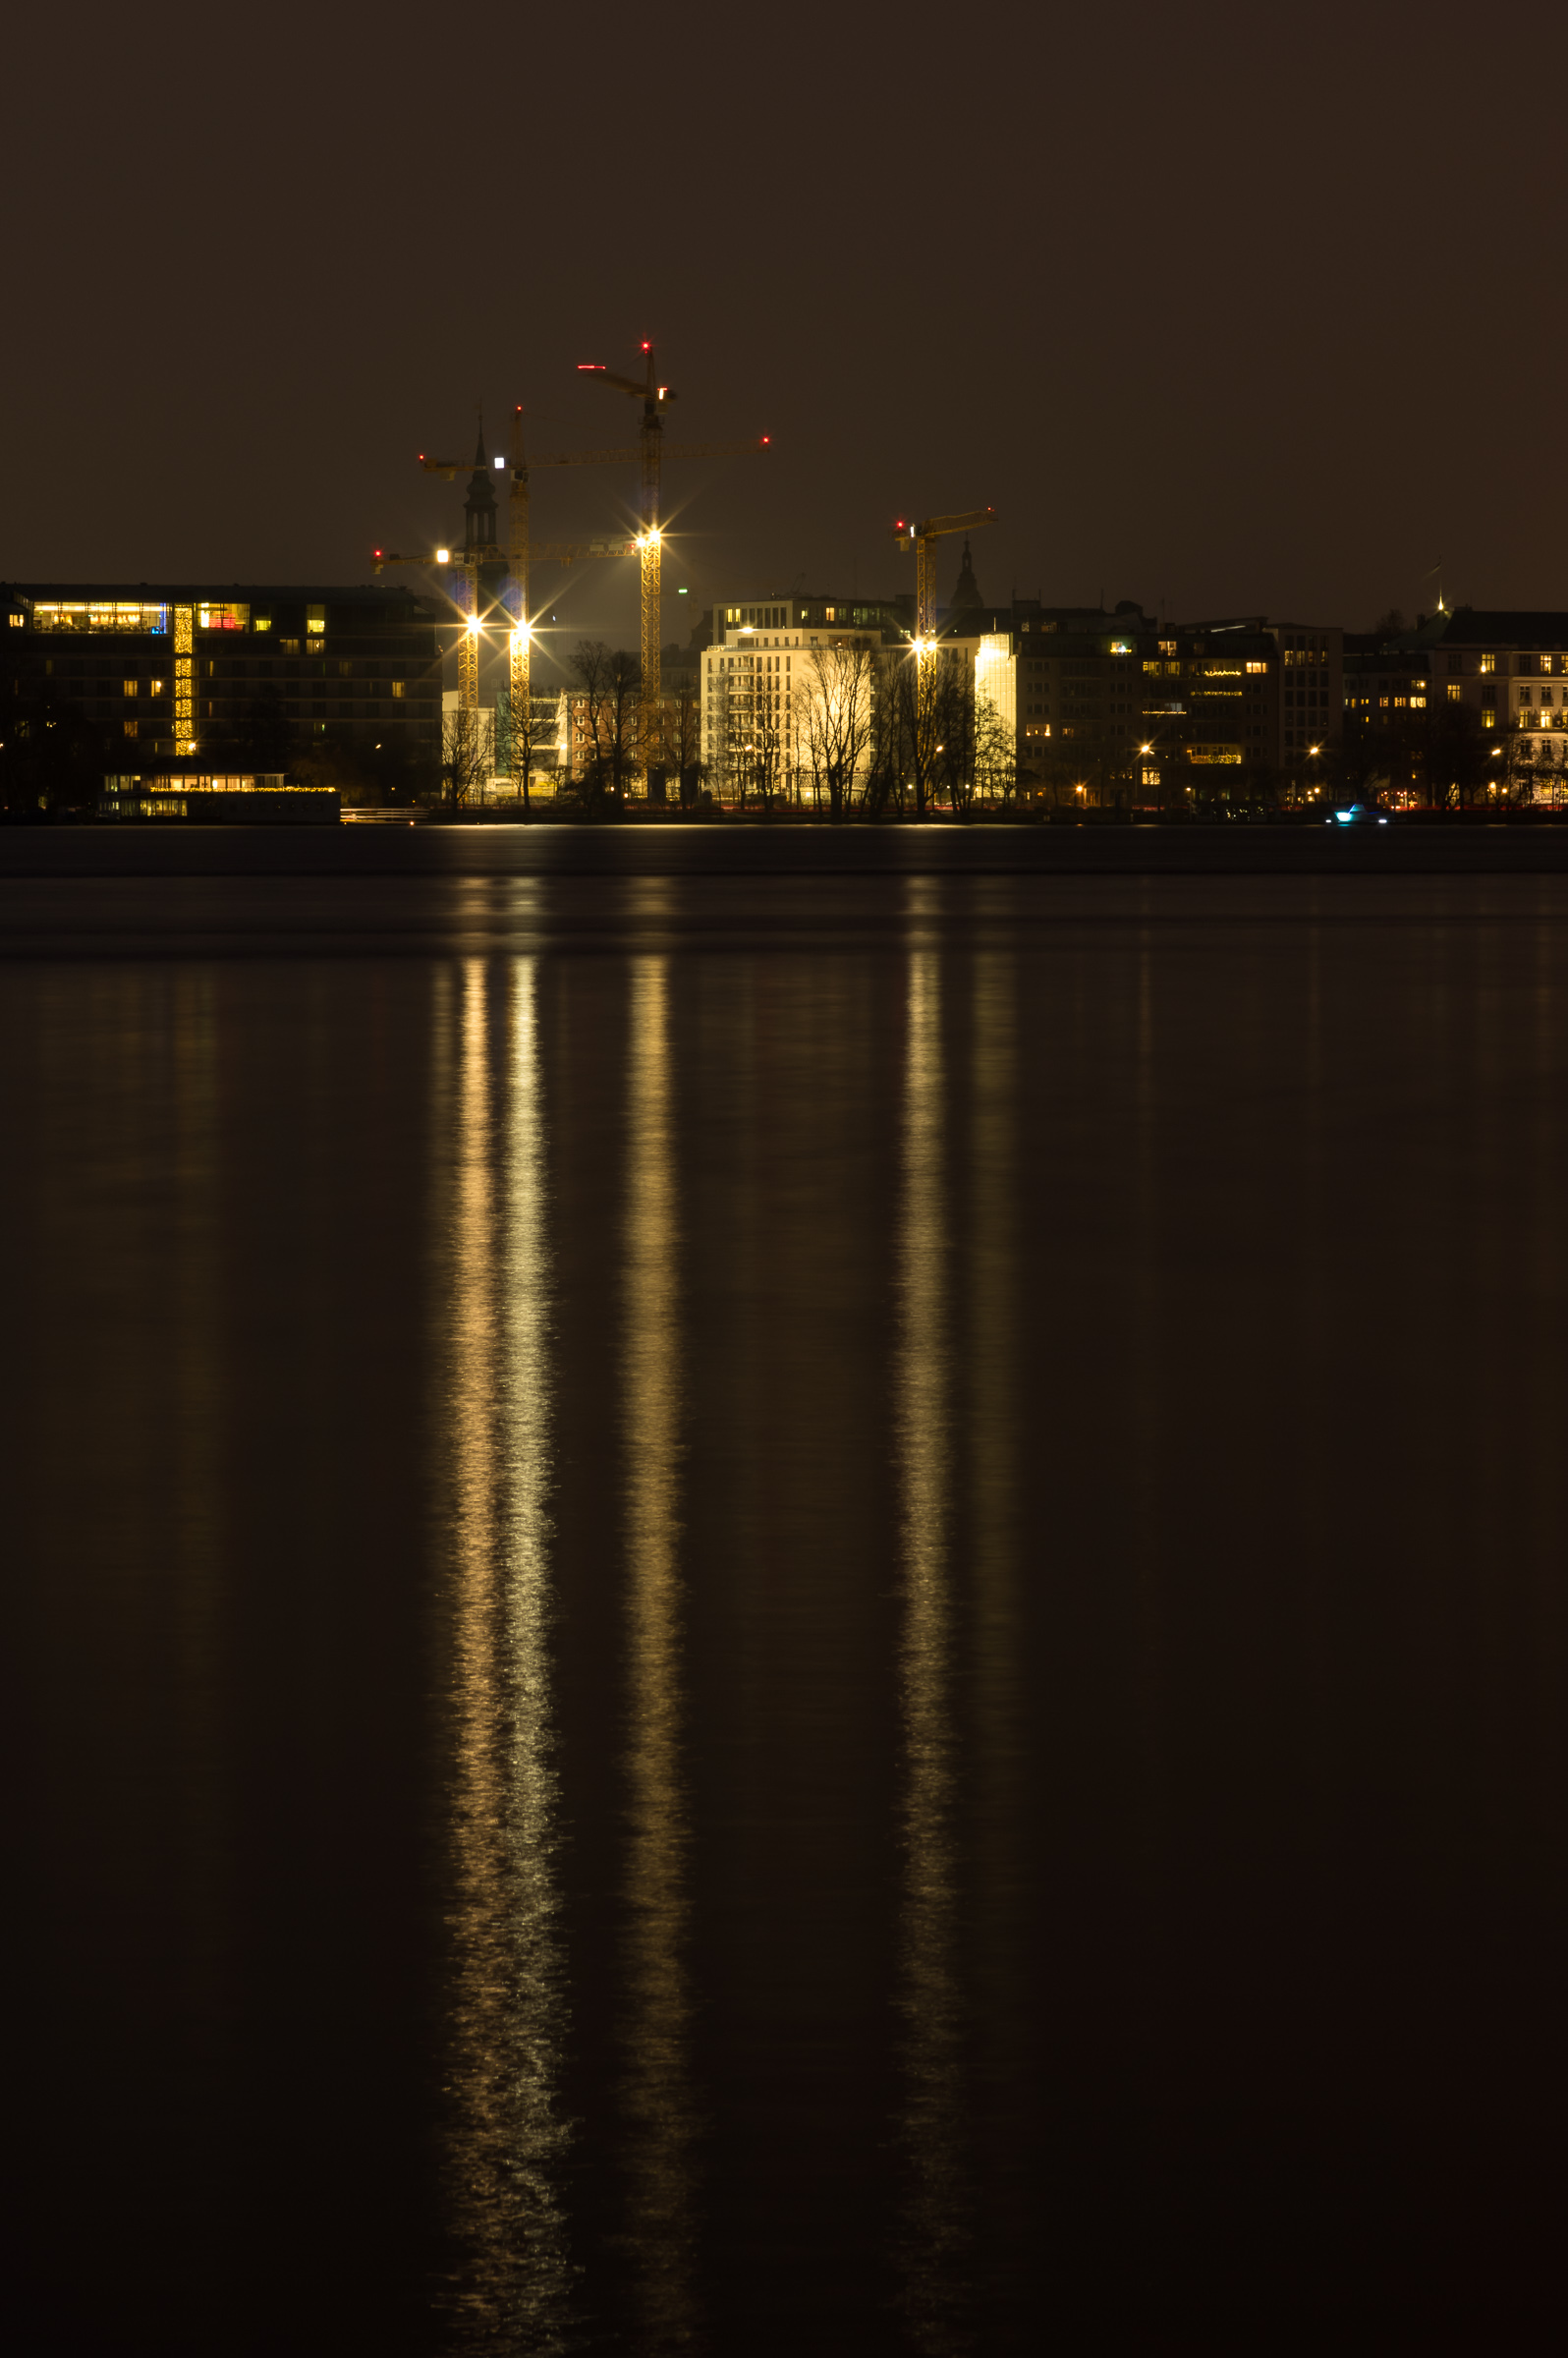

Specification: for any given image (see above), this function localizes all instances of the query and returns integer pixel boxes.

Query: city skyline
[8,2,1567,640]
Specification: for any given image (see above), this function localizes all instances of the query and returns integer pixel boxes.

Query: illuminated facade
[702,620,891,790]
[929,607,1342,803]
[692,590,915,652]
[1401,608,1568,757]
[3,583,444,771]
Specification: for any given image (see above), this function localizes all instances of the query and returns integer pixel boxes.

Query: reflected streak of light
[620,955,696,2350]
[896,947,970,2351]
[970,954,1024,2035]
[438,958,573,2350]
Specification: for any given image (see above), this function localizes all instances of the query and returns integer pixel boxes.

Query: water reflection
[437,957,572,2349]
[619,955,696,2349]
[895,946,971,2350]
[968,953,1024,2115]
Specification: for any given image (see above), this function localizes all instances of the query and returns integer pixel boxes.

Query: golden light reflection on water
[970,953,1024,2061]
[620,955,696,2350]
[437,956,573,2350]
[896,945,971,2351]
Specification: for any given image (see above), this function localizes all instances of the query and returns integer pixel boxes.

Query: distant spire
[464,412,497,555]
[950,537,983,612]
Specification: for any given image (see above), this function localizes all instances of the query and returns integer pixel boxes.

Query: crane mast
[579,342,672,784]
[892,506,999,805]
[386,357,771,800]
[578,341,769,792]
[508,405,530,782]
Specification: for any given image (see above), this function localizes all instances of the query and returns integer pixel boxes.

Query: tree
[568,640,640,809]
[793,639,878,820]
[0,671,100,814]
[440,706,493,807]
[1419,699,1496,809]
[973,688,1017,809]
[497,683,554,816]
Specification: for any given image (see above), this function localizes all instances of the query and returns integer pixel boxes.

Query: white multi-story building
[702,621,893,791]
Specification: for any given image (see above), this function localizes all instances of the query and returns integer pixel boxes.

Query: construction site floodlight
[493,456,504,470]
[436,548,451,564]
[467,614,481,633]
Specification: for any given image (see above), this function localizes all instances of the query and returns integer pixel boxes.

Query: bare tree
[568,640,641,810]
[793,639,878,820]
[499,683,555,815]
[440,705,494,807]
[973,687,1017,809]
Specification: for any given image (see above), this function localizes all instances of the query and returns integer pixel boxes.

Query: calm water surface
[5,858,1568,2349]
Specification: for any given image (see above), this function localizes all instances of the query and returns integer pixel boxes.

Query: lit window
[1448,684,1462,702]
[149,679,165,696]
[307,605,327,636]
[392,681,406,699]
[123,719,138,739]
[1480,652,1495,674]
[1246,660,1266,673]
[7,613,21,628]
[123,679,138,699]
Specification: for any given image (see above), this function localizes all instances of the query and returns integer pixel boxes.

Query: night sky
[7,0,1564,658]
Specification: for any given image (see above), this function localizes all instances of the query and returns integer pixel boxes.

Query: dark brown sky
[7,0,1563,656]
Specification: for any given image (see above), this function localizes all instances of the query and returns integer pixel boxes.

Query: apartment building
[1410,607,1568,755]
[701,619,891,791]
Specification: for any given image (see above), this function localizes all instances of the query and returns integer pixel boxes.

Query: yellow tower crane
[573,341,770,784]
[892,505,998,804]
[893,506,998,648]
[376,411,632,791]
[412,408,635,736]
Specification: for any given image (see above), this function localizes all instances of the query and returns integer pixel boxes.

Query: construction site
[6,335,1371,823]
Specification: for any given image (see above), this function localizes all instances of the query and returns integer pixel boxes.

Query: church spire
[950,536,982,614]
[464,414,497,556]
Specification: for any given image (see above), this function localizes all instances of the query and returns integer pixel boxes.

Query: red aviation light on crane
[642,341,650,352]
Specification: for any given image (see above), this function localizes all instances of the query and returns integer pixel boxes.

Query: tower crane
[892,506,999,805]
[892,506,998,648]
[573,341,770,781]
[392,357,770,794]
[376,411,633,788]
